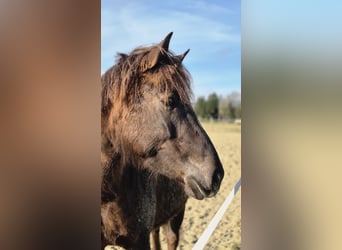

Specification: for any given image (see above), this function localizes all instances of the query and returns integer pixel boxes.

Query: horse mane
[101,43,193,116]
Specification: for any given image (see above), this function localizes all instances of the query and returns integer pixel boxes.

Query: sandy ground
[107,122,241,250]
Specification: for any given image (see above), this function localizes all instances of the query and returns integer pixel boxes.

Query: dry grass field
[107,122,241,250]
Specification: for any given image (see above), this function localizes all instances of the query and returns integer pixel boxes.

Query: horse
[101,32,224,250]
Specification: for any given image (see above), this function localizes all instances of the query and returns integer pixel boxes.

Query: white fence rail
[192,178,241,250]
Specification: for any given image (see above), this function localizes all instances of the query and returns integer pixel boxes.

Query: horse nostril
[217,170,224,183]
[212,167,224,192]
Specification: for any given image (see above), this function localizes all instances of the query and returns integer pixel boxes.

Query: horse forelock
[101,44,193,118]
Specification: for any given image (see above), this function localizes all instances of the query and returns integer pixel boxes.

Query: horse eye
[143,147,158,158]
[167,96,177,109]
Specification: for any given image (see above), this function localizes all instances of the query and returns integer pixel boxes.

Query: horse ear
[140,32,174,72]
[159,32,173,51]
[176,49,190,63]
[141,48,161,72]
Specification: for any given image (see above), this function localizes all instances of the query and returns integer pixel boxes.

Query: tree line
[194,92,241,121]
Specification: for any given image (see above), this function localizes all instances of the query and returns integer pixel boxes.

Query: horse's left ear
[176,49,190,63]
[159,32,173,51]
[141,32,173,72]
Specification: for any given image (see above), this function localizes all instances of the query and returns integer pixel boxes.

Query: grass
[232,243,241,250]
[200,121,241,134]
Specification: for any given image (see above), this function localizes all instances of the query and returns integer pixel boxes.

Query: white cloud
[101,2,239,72]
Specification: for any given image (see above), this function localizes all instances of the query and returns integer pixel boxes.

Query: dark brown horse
[101,32,224,250]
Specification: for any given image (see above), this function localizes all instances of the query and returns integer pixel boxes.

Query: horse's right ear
[140,32,173,72]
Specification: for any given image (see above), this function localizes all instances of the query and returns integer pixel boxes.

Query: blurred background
[243,1,342,250]
[0,1,100,250]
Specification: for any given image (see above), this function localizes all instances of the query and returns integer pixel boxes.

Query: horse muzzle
[185,167,224,200]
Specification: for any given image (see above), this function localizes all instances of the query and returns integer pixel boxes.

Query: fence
[192,178,241,250]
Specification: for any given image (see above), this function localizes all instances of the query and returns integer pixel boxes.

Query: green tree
[225,92,241,120]
[228,102,236,119]
[194,96,207,118]
[219,96,231,120]
[234,103,241,119]
[228,92,241,119]
[206,93,219,119]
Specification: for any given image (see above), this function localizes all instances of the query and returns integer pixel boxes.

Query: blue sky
[101,0,240,100]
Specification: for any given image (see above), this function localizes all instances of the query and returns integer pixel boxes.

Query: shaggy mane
[101,44,193,116]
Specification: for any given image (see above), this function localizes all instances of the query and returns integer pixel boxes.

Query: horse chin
[185,176,211,200]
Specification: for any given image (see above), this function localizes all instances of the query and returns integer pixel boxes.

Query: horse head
[102,32,224,200]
